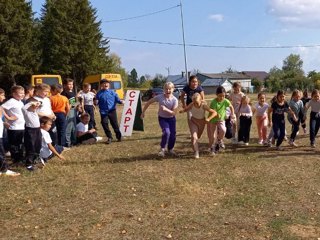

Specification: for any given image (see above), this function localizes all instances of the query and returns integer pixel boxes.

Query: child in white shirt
[40,116,66,161]
[76,113,101,144]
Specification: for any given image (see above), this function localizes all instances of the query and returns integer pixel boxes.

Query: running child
[207,86,235,155]
[180,93,218,159]
[268,90,297,150]
[252,92,269,145]
[300,89,310,134]
[304,89,320,148]
[229,82,245,144]
[288,90,304,147]
[237,96,253,145]
[141,82,179,157]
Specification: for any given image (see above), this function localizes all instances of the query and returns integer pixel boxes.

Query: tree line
[0,0,126,92]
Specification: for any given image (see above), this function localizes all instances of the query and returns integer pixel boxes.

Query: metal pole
[179,0,188,84]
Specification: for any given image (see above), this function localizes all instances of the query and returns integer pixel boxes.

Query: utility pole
[165,67,171,76]
[179,0,188,84]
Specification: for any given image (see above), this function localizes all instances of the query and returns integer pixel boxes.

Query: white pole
[179,0,188,84]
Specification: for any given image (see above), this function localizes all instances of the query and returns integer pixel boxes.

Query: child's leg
[256,116,263,141]
[243,117,252,143]
[207,122,217,149]
[262,117,268,142]
[314,117,320,142]
[85,105,95,129]
[276,121,286,147]
[77,133,97,144]
[158,117,171,150]
[309,112,317,145]
[167,117,176,151]
[0,138,8,172]
[7,130,24,163]
[290,119,300,141]
[216,121,226,141]
[55,112,67,146]
[238,116,245,142]
[190,120,199,152]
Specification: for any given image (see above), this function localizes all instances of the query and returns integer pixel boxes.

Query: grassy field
[1,94,320,240]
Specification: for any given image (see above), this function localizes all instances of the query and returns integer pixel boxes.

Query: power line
[104,5,180,23]
[106,36,320,49]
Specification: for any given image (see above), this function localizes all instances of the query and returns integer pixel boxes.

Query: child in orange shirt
[50,84,70,146]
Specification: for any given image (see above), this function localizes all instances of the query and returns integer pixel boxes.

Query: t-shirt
[254,102,269,117]
[76,122,88,133]
[40,129,52,158]
[271,101,289,122]
[1,98,25,130]
[239,104,252,117]
[61,90,77,107]
[190,103,206,120]
[22,102,40,128]
[182,85,204,106]
[50,94,69,114]
[306,99,320,112]
[79,91,95,106]
[209,98,231,123]
[230,92,245,112]
[288,99,303,117]
[154,94,179,118]
[33,96,53,116]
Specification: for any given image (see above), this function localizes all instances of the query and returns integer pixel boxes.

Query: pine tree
[0,0,35,85]
[40,0,110,86]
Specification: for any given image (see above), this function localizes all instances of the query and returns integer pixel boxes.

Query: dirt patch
[287,224,320,239]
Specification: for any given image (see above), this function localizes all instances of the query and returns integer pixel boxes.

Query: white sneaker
[194,151,199,159]
[258,140,263,145]
[244,142,249,146]
[289,140,298,147]
[1,170,20,176]
[219,141,225,149]
[95,136,103,141]
[158,149,165,157]
[303,128,307,134]
[5,151,11,157]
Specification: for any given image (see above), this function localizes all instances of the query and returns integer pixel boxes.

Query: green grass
[1,94,320,239]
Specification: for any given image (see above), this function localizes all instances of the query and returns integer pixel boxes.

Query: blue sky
[32,0,320,77]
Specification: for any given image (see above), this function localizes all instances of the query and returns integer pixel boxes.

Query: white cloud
[268,0,320,27]
[208,14,224,22]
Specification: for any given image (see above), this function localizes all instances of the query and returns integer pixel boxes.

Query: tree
[40,0,109,86]
[108,53,128,87]
[282,54,304,77]
[151,74,166,88]
[127,68,138,87]
[0,0,35,85]
[251,78,263,92]
[266,66,284,92]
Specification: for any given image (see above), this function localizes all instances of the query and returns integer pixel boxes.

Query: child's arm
[288,107,298,122]
[141,97,157,119]
[47,143,65,160]
[179,103,193,113]
[65,101,71,116]
[229,105,236,120]
[203,105,218,122]
[0,107,17,121]
[161,105,177,116]
[180,91,186,109]
[267,107,273,127]
[77,128,96,137]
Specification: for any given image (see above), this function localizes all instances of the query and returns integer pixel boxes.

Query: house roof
[198,72,250,80]
[166,74,187,85]
[242,71,269,81]
[201,78,232,87]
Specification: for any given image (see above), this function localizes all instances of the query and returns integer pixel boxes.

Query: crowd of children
[0,79,106,176]
[142,75,318,159]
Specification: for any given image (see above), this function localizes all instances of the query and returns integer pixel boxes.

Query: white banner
[120,90,140,136]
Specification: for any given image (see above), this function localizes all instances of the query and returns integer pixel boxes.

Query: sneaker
[311,143,316,148]
[106,138,112,144]
[276,146,283,151]
[303,128,307,134]
[5,151,11,157]
[63,147,71,151]
[210,148,216,156]
[168,149,178,157]
[158,149,165,157]
[244,142,249,146]
[95,136,103,141]
[284,136,288,141]
[1,169,20,176]
[26,165,38,171]
[219,141,225,149]
[194,151,200,159]
[263,141,269,146]
[258,140,263,145]
[289,140,298,147]
[82,138,97,145]
[237,141,245,145]
[296,131,299,136]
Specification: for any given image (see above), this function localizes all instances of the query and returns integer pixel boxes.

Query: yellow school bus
[83,73,124,99]
[31,74,62,86]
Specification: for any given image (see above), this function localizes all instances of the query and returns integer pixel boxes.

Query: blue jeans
[309,111,320,145]
[272,117,285,147]
[55,112,67,146]
[158,116,176,150]
[65,108,77,147]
